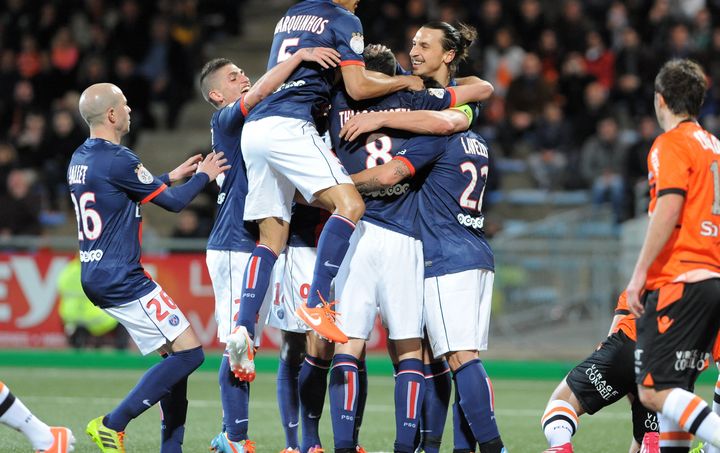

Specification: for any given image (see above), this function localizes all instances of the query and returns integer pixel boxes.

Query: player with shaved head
[71,83,229,453]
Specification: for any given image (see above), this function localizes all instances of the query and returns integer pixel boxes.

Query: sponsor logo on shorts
[585,364,619,400]
[367,183,410,198]
[79,249,104,263]
[276,308,285,320]
[169,314,180,326]
[457,213,485,229]
[657,315,674,334]
[644,412,658,431]
[674,350,710,371]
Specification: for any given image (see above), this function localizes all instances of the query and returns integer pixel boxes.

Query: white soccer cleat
[226,326,256,382]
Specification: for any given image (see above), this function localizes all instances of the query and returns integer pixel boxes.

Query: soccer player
[230,0,424,354]
[625,59,720,452]
[328,43,492,452]
[70,83,228,453]
[541,292,658,453]
[198,48,341,453]
[0,381,75,452]
[338,22,487,453]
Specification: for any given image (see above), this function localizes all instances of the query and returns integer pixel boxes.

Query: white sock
[657,413,692,450]
[0,382,54,450]
[662,388,720,447]
[707,367,720,453]
[541,400,578,446]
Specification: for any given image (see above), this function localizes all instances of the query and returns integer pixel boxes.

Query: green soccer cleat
[690,443,705,453]
[86,416,125,452]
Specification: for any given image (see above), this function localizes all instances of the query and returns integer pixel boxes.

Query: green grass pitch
[0,365,713,452]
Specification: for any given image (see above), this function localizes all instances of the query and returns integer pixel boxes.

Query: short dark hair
[421,76,443,89]
[199,57,233,105]
[362,45,396,77]
[422,21,477,78]
[654,59,707,117]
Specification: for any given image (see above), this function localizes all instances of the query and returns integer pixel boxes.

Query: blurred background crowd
[2,0,720,239]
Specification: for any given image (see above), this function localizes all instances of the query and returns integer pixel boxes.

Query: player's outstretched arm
[351,159,411,193]
[243,47,341,111]
[151,152,231,212]
[341,107,472,141]
[167,154,203,183]
[341,64,424,101]
[452,76,494,104]
[625,193,684,316]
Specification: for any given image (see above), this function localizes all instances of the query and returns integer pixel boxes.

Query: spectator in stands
[572,81,612,147]
[470,0,506,52]
[0,169,42,237]
[624,116,657,217]
[528,103,572,190]
[583,30,615,90]
[515,0,546,52]
[49,27,81,99]
[557,52,596,121]
[0,50,20,137]
[537,29,562,84]
[110,0,149,62]
[505,52,554,122]
[0,142,19,197]
[14,111,48,170]
[43,109,84,210]
[555,0,592,54]
[112,55,153,146]
[171,209,209,240]
[483,26,525,97]
[613,27,657,120]
[605,1,630,50]
[580,116,627,223]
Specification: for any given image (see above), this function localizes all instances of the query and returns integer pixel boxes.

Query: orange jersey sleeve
[612,291,637,341]
[645,122,720,289]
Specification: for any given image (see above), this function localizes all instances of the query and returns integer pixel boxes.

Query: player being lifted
[625,59,720,452]
[340,22,489,453]
[70,83,228,453]
[540,292,659,453]
[198,47,341,453]
[224,0,425,380]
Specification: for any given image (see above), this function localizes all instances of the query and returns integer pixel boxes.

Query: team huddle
[51,0,720,453]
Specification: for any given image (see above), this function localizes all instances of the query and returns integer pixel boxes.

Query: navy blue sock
[237,245,277,337]
[159,374,188,453]
[277,358,301,449]
[299,355,330,452]
[394,358,425,453]
[105,346,204,432]
[419,361,451,453]
[455,359,500,444]
[307,215,355,307]
[219,352,249,442]
[452,377,475,452]
[329,354,360,450]
[353,361,368,446]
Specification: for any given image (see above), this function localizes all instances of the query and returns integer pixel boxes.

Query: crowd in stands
[0,0,247,236]
[358,0,720,221]
[3,0,720,237]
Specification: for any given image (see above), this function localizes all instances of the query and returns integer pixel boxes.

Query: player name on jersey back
[274,14,329,35]
[68,164,88,185]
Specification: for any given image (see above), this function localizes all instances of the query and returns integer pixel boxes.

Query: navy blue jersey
[248,0,365,124]
[329,87,455,236]
[418,131,494,277]
[288,204,329,248]
[68,138,169,308]
[206,97,259,252]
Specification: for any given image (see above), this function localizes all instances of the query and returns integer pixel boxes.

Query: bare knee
[315,184,365,223]
[637,386,665,413]
[446,350,479,372]
[258,217,289,255]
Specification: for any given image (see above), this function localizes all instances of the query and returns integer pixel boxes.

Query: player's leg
[329,339,367,453]
[635,281,720,451]
[541,379,584,450]
[88,287,203,451]
[391,338,425,453]
[354,345,368,448]
[0,381,75,452]
[277,330,305,451]
[708,361,720,453]
[416,340,452,453]
[452,381,477,453]
[629,393,658,453]
[299,333,334,453]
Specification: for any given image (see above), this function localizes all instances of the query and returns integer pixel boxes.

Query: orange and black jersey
[612,291,637,342]
[646,121,720,289]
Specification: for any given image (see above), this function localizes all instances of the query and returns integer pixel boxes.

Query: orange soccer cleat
[295,294,348,344]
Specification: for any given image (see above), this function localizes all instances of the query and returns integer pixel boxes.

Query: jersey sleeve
[410,88,454,111]
[215,96,247,136]
[649,134,692,197]
[333,14,365,67]
[393,136,446,177]
[614,291,629,315]
[109,148,168,203]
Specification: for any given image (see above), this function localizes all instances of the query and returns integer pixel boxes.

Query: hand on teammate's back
[340,111,385,141]
[403,75,425,91]
[197,151,231,182]
[169,154,203,182]
[296,47,341,69]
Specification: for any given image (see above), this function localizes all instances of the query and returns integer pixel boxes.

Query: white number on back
[278,38,300,62]
[459,162,489,212]
[70,192,102,240]
[364,133,393,168]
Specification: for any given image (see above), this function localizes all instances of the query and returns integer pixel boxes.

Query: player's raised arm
[243,47,341,111]
[350,159,412,193]
[341,64,424,101]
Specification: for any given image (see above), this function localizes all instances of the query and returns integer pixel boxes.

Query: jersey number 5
[70,192,102,240]
[459,162,489,212]
[278,38,300,62]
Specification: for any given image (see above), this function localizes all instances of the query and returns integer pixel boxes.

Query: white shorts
[206,249,274,345]
[334,221,424,340]
[242,116,353,222]
[105,284,190,355]
[424,269,494,359]
[266,246,315,333]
